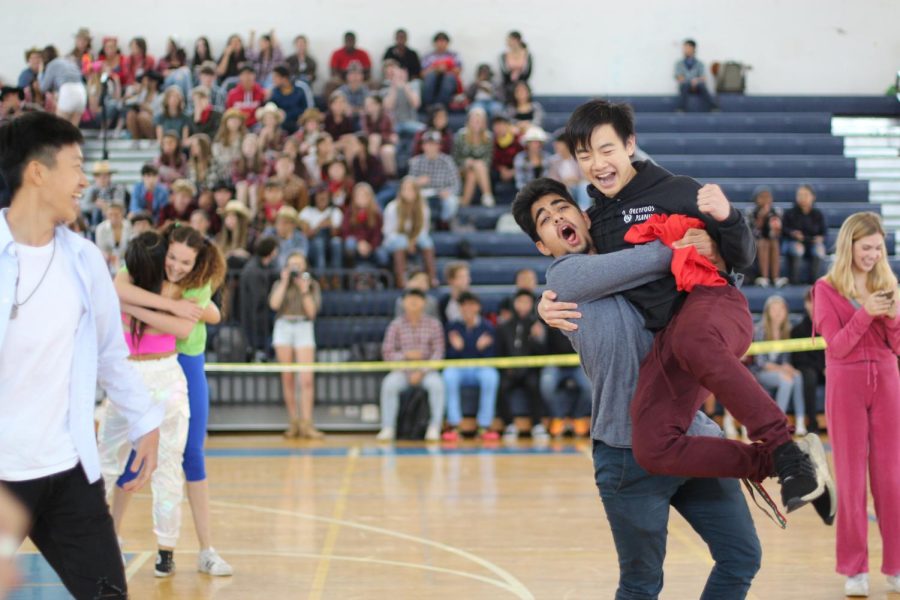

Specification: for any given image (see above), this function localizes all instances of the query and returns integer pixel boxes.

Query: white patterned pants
[98,355,190,547]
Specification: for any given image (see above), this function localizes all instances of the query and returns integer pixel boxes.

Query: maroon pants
[630,285,793,482]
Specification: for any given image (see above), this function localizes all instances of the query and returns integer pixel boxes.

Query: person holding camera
[812,212,900,597]
[270,251,324,440]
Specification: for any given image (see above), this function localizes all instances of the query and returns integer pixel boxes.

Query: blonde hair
[349,182,381,229]
[162,86,185,118]
[825,212,897,300]
[761,295,791,341]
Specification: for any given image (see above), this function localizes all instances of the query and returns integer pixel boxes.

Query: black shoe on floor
[154,550,175,578]
[773,440,822,513]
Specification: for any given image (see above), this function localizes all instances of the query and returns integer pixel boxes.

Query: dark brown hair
[162,223,226,291]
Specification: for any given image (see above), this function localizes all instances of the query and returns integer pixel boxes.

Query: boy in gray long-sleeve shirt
[512,178,762,599]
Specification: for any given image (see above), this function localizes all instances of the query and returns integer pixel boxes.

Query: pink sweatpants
[826,357,900,576]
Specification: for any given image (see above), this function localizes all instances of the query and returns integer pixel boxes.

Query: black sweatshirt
[586,161,756,331]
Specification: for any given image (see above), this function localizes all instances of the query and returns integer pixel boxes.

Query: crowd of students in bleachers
[0,26,839,439]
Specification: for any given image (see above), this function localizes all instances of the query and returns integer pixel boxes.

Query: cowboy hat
[298,107,323,125]
[222,200,251,220]
[255,102,285,125]
[275,205,300,225]
[521,125,549,144]
[222,107,247,123]
[91,160,117,176]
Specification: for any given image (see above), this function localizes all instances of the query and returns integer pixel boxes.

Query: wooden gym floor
[12,434,891,599]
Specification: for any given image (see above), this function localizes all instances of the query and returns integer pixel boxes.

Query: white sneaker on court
[887,574,900,592]
[375,427,395,441]
[424,425,440,442]
[844,573,869,597]
[481,194,495,207]
[198,547,233,576]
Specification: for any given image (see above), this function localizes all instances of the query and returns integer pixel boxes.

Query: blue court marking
[10,553,134,599]
[205,445,583,458]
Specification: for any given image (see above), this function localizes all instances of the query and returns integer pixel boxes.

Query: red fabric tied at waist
[624,213,727,292]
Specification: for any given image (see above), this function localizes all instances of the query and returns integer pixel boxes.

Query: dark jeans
[677,81,718,111]
[422,72,458,107]
[797,365,824,433]
[630,286,791,481]
[3,464,127,599]
[497,370,544,424]
[593,441,761,600]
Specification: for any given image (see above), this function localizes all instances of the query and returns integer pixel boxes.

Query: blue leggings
[117,353,210,486]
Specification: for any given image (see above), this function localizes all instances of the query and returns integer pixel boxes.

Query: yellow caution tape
[205,337,826,374]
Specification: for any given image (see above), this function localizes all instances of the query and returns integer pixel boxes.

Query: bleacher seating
[78,93,897,426]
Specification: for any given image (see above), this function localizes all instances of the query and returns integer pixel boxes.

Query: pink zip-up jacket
[812,279,900,367]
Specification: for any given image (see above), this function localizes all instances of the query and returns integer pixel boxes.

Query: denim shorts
[272,317,315,348]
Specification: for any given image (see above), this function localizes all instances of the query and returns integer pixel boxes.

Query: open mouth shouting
[557,221,580,247]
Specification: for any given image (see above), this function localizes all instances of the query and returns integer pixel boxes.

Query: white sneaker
[754,277,770,288]
[198,547,233,576]
[774,277,790,288]
[531,423,550,441]
[375,427,395,441]
[481,194,495,207]
[795,421,808,437]
[424,424,440,442]
[503,423,519,442]
[844,573,869,597]
[887,574,900,593]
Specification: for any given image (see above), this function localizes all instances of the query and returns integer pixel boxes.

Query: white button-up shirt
[0,209,163,483]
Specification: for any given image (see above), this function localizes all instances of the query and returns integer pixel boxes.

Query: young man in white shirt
[0,111,163,599]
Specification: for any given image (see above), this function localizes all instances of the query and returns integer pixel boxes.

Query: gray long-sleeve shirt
[40,57,83,93]
[545,241,721,447]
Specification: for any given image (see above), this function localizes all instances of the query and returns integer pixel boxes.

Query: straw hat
[222,107,247,123]
[521,126,549,144]
[275,205,300,225]
[298,107,323,125]
[222,200,251,220]
[255,102,285,125]
[91,160,116,176]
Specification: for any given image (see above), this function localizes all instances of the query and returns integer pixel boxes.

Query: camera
[289,269,301,279]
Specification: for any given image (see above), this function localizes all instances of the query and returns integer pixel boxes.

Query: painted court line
[308,445,359,600]
[125,551,153,581]
[209,497,534,599]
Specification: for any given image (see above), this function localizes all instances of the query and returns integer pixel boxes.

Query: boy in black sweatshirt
[539,100,832,515]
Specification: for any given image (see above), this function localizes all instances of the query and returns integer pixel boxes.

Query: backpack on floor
[395,386,431,440]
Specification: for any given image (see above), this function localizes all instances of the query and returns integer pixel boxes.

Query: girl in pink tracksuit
[813,212,900,596]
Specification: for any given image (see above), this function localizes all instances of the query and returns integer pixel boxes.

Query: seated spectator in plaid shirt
[324,91,360,150]
[376,288,446,442]
[286,35,317,84]
[337,62,370,116]
[123,70,163,140]
[157,178,198,227]
[226,65,266,127]
[83,161,129,226]
[246,29,283,88]
[412,104,453,157]
[198,61,227,112]
[270,65,313,135]
[513,126,551,191]
[408,130,461,226]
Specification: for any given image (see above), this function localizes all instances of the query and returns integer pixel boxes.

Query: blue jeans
[540,366,591,418]
[755,370,805,423]
[677,81,718,111]
[443,367,499,428]
[308,231,343,271]
[343,236,390,267]
[593,441,760,600]
[423,72,458,107]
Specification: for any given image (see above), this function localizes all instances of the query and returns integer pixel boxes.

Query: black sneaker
[796,433,836,526]
[154,550,175,578]
[773,440,822,513]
